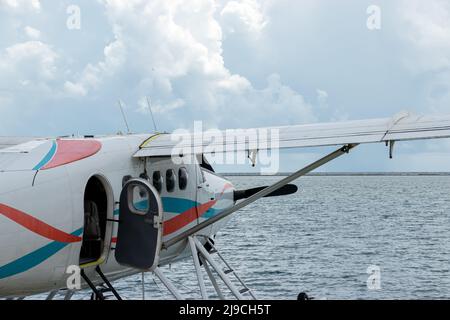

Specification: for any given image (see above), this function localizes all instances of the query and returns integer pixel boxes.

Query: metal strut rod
[95,266,122,300]
[80,270,105,300]
[163,144,358,249]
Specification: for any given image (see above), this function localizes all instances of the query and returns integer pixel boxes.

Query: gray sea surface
[35,175,450,300]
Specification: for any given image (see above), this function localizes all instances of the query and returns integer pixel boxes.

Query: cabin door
[115,178,163,270]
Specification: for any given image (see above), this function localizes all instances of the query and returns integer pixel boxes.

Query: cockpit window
[179,167,188,190]
[166,169,176,192]
[200,154,215,172]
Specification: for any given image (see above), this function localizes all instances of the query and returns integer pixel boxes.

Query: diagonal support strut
[163,144,358,249]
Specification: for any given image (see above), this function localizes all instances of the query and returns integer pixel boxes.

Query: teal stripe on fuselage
[162,197,197,213]
[112,197,223,218]
[33,141,57,171]
[0,228,83,280]
[162,197,221,218]
[202,207,220,219]
[114,197,199,216]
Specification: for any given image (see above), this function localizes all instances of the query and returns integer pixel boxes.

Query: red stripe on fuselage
[0,204,82,243]
[163,199,217,236]
[162,184,233,236]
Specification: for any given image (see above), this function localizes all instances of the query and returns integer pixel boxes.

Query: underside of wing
[134,113,450,158]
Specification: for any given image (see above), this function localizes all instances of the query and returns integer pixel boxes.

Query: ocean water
[38,176,450,300]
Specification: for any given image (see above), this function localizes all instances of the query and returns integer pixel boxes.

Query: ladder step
[240,288,250,294]
[224,269,234,275]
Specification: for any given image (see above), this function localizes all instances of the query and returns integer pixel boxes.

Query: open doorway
[79,176,108,265]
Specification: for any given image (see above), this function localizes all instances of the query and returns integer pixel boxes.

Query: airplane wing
[134,112,450,158]
[134,112,450,248]
[0,137,39,150]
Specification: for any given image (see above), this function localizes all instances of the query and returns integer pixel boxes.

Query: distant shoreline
[221,172,450,177]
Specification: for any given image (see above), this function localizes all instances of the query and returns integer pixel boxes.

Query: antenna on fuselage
[145,96,158,133]
[118,100,131,134]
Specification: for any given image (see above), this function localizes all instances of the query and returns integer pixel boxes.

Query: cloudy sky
[1,0,450,172]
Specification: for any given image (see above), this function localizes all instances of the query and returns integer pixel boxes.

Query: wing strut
[162,143,359,249]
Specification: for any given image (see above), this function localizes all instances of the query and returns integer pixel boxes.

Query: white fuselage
[0,134,235,297]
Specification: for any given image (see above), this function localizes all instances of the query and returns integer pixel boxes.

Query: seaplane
[1,112,450,300]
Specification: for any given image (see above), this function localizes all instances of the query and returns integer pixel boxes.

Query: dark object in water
[297,292,313,301]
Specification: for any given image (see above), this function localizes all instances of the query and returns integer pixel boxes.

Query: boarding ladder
[184,236,256,300]
[80,266,122,300]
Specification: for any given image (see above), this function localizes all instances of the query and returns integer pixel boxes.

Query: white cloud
[62,0,317,129]
[64,38,126,96]
[220,0,268,34]
[64,81,87,97]
[0,40,60,130]
[216,73,316,127]
[316,89,328,108]
[399,0,450,73]
[24,26,40,39]
[0,41,58,83]
[0,0,41,12]
[397,0,450,115]
[137,97,185,115]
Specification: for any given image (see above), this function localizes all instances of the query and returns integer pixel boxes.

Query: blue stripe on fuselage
[33,141,57,171]
[113,197,221,218]
[0,228,83,280]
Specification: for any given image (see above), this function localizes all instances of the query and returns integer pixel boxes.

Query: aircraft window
[200,155,215,172]
[152,171,163,193]
[179,168,188,190]
[166,169,176,192]
[128,185,149,215]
